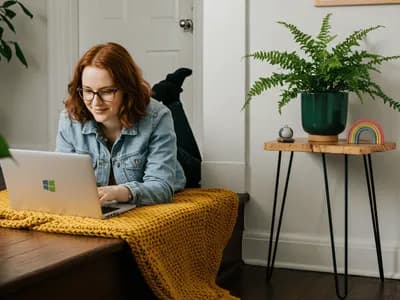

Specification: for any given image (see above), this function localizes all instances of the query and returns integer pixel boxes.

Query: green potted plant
[243,13,400,142]
[0,0,33,158]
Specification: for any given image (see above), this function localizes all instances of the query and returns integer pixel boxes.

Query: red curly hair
[65,42,151,128]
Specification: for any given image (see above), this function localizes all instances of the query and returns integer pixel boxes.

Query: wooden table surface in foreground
[265,138,396,155]
[0,228,150,300]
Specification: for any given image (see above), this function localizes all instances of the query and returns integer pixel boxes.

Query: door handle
[179,19,193,32]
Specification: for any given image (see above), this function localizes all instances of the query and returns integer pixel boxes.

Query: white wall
[244,0,400,278]
[0,0,48,149]
[201,0,247,192]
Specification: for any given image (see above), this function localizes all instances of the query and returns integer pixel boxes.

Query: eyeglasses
[77,87,119,103]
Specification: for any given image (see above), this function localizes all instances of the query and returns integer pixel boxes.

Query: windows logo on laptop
[42,179,56,192]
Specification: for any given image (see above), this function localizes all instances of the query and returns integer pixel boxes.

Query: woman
[56,42,186,206]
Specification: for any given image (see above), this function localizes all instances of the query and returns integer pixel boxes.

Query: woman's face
[81,66,123,126]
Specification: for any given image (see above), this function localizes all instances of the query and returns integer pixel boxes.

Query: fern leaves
[277,21,320,62]
[248,50,311,73]
[243,73,289,112]
[316,13,332,44]
[333,25,383,57]
[244,13,400,113]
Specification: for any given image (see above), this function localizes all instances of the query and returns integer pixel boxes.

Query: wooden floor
[222,265,400,300]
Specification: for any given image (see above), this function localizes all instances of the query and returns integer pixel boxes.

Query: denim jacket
[56,99,186,206]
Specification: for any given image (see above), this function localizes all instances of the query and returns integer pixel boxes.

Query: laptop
[0,149,136,219]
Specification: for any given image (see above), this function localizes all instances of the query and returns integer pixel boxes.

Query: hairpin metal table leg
[363,154,384,282]
[266,151,294,281]
[322,153,348,299]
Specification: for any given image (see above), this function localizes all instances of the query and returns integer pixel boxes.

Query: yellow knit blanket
[0,188,239,300]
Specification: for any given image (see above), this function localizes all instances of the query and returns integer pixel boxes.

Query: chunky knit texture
[0,189,239,300]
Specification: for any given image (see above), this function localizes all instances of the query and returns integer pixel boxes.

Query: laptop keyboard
[101,206,120,214]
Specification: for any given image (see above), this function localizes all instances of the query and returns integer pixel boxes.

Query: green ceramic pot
[301,92,348,136]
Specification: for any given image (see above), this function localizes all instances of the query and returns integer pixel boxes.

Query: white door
[78,0,194,122]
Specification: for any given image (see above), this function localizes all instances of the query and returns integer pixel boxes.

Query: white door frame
[47,0,79,150]
[47,0,203,151]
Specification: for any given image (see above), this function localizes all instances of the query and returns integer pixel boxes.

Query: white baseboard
[201,161,246,192]
[243,229,400,279]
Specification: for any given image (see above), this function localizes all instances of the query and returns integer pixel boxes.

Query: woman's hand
[97,185,131,204]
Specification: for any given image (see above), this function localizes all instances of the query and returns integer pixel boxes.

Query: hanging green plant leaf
[0,11,15,32]
[0,40,12,61]
[3,1,17,8]
[0,135,11,158]
[0,0,33,67]
[12,41,27,67]
[16,1,33,18]
[4,8,16,19]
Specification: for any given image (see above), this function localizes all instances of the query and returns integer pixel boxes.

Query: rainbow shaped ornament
[347,119,384,144]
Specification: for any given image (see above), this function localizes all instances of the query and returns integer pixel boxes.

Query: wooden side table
[264,138,396,299]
